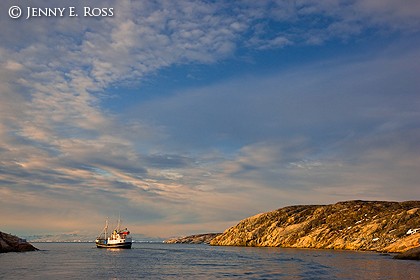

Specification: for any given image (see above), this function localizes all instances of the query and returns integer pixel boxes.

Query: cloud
[127,41,420,206]
[130,39,420,149]
[1,0,420,237]
[355,0,420,30]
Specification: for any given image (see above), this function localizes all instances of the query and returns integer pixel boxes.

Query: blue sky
[1,0,420,238]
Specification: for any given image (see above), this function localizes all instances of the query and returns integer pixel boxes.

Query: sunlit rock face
[210,200,420,253]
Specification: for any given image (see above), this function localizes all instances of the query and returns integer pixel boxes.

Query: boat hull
[96,242,132,249]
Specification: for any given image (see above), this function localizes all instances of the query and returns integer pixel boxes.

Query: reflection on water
[0,243,419,279]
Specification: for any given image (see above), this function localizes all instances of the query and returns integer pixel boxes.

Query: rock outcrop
[0,231,38,253]
[210,200,420,253]
[165,233,221,244]
[393,246,420,260]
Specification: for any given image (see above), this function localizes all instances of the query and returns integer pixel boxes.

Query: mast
[117,212,121,231]
[105,218,108,240]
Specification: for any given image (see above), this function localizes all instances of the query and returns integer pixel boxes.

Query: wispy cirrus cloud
[129,40,420,203]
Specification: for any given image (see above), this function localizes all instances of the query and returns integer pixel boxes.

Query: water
[1,243,419,279]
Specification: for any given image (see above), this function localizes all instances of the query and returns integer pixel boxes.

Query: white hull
[95,241,132,249]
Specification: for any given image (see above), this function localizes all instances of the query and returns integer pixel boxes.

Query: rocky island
[209,200,420,258]
[0,231,38,253]
[164,233,220,244]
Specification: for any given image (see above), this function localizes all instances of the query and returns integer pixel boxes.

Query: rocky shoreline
[166,201,420,260]
[210,201,420,252]
[164,233,220,244]
[393,246,420,260]
[0,231,38,253]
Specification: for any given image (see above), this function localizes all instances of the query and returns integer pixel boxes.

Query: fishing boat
[95,217,132,249]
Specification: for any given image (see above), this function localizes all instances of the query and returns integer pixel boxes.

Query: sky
[1,0,420,239]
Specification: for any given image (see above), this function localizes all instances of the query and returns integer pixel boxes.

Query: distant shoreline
[29,240,165,243]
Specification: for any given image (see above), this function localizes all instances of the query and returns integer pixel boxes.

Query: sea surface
[0,242,419,279]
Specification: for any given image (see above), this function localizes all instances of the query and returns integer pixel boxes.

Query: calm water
[0,243,419,279]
